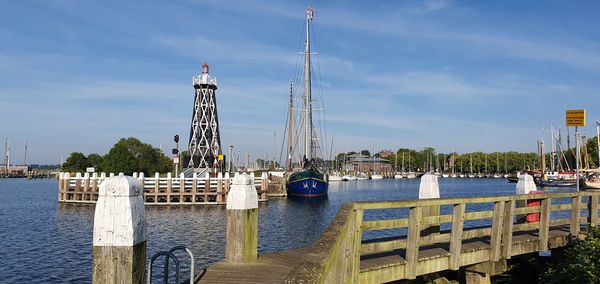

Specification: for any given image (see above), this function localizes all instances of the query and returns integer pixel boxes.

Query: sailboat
[285,8,328,198]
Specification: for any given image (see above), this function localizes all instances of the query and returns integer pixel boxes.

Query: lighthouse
[188,63,222,171]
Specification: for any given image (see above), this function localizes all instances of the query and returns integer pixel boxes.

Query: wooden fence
[285,191,600,283]
[58,172,269,205]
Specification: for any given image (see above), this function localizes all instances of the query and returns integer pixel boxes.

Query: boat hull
[287,170,328,197]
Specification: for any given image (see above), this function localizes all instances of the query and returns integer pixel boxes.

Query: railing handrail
[287,190,599,283]
[353,191,599,210]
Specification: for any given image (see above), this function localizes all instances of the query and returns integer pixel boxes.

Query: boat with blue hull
[287,164,328,197]
[284,7,328,198]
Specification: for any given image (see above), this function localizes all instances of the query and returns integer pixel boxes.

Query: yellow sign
[566,109,586,126]
[218,154,224,161]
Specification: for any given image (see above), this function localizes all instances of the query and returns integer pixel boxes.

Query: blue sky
[1,0,599,164]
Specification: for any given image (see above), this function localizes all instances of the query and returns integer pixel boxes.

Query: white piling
[92,176,146,283]
[419,173,440,234]
[516,174,536,195]
[419,173,440,199]
[225,173,258,263]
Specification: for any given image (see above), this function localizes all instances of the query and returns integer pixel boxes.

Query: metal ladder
[147,246,195,284]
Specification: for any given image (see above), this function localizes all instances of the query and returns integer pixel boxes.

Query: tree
[100,142,137,175]
[540,225,600,283]
[360,150,371,157]
[61,152,89,172]
[100,137,173,175]
[87,153,103,171]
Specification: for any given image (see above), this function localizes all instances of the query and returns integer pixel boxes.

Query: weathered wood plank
[501,200,514,259]
[489,201,505,261]
[363,218,408,231]
[462,228,492,240]
[354,196,513,210]
[538,198,551,251]
[404,206,422,279]
[550,204,572,211]
[350,209,363,283]
[449,203,465,270]
[361,239,407,255]
[513,206,541,215]
[419,232,451,246]
[588,195,598,225]
[571,195,581,236]
[464,210,494,221]
[512,222,539,232]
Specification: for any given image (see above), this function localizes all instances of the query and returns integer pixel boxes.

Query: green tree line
[61,137,173,175]
[333,136,600,173]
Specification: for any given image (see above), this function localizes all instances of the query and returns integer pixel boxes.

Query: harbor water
[0,177,573,283]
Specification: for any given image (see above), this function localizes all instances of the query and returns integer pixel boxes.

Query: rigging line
[278,100,290,167]
[311,23,329,164]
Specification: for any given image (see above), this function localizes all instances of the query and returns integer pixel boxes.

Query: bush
[540,225,600,284]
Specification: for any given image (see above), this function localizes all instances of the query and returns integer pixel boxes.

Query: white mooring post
[92,176,146,284]
[515,173,537,223]
[225,173,259,263]
[516,174,536,195]
[419,173,441,234]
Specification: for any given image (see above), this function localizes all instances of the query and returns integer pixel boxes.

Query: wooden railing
[286,191,600,283]
[58,172,269,205]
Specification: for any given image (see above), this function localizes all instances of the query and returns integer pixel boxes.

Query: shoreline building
[187,63,222,173]
[346,153,392,173]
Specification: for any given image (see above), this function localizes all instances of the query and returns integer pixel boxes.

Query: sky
[1,0,600,165]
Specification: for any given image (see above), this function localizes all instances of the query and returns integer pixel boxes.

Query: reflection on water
[0,177,576,283]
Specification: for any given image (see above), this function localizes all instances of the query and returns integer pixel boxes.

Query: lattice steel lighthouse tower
[188,63,221,171]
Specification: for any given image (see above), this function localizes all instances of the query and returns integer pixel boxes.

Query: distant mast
[288,79,294,170]
[303,7,314,161]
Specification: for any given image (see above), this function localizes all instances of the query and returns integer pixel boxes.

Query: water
[0,178,574,283]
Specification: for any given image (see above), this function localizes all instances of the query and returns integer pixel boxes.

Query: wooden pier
[58,172,270,205]
[201,190,600,283]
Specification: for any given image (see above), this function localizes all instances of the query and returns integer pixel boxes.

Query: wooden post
[166,172,172,203]
[501,200,514,259]
[225,173,258,263]
[204,173,210,203]
[58,173,65,201]
[92,176,146,284]
[92,173,99,193]
[570,195,581,236]
[224,172,230,200]
[539,197,550,251]
[405,206,422,279]
[349,208,363,283]
[192,173,198,202]
[449,203,465,270]
[588,194,598,226]
[75,172,82,200]
[489,201,505,261]
[217,172,224,203]
[179,173,185,203]
[83,172,90,192]
[138,172,145,202]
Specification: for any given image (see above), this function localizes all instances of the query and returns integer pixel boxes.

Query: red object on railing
[526,190,544,223]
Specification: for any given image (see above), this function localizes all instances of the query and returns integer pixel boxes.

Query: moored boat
[285,8,328,198]
[371,174,384,180]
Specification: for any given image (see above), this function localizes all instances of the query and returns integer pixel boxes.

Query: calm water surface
[0,178,572,283]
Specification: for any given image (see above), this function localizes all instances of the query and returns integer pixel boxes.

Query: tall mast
[303,7,314,160]
[24,141,28,166]
[288,79,293,170]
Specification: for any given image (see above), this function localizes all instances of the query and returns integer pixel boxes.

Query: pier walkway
[200,191,600,283]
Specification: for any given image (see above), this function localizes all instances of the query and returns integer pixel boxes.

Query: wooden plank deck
[198,248,309,283]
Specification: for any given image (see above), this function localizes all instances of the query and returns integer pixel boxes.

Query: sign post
[566,109,586,191]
